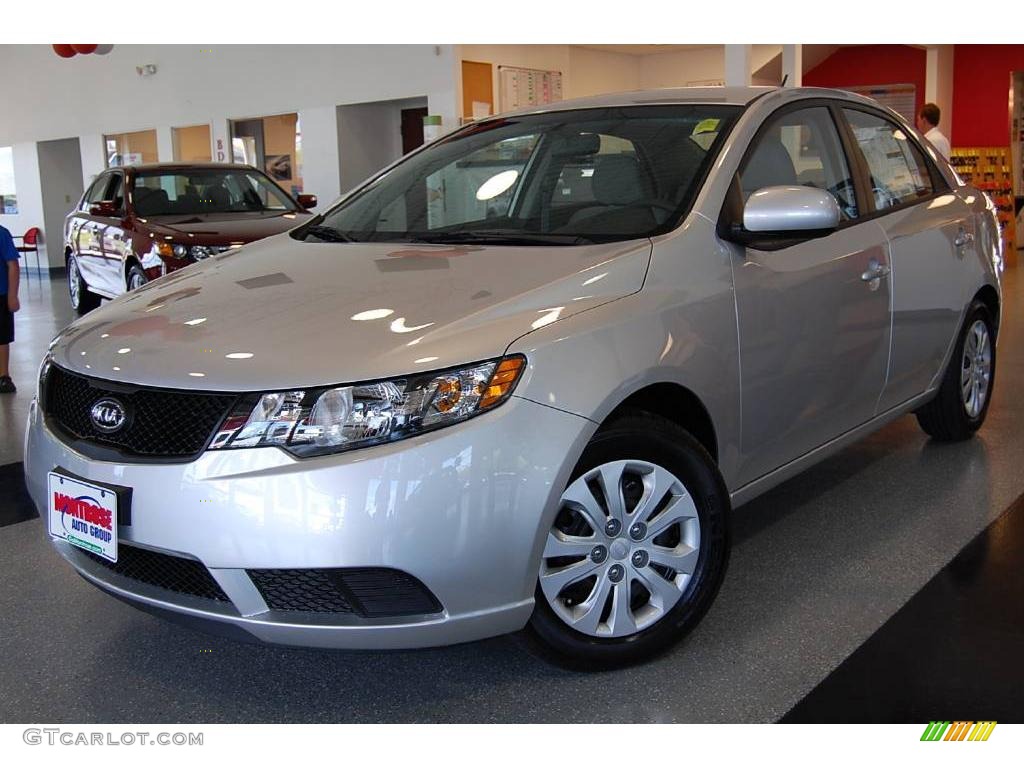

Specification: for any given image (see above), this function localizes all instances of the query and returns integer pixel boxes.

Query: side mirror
[742,185,841,235]
[89,200,119,218]
[296,193,318,211]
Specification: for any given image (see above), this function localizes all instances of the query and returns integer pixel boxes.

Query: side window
[82,175,110,209]
[106,174,124,213]
[740,106,858,220]
[842,109,934,210]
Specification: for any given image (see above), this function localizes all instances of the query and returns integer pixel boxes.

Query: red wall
[804,45,927,117]
[951,45,1024,147]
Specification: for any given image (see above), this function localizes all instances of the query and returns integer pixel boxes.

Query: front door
[729,104,893,486]
[96,172,129,296]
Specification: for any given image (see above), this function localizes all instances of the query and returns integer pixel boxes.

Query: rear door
[839,107,969,410]
[727,102,893,486]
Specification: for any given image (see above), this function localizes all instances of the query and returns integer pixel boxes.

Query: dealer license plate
[47,471,118,562]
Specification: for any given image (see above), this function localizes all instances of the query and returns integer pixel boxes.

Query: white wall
[36,138,84,269]
[0,45,461,235]
[0,143,45,269]
[639,47,725,88]
[0,45,458,147]
[337,97,428,194]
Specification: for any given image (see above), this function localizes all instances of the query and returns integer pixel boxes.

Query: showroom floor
[1,266,1022,723]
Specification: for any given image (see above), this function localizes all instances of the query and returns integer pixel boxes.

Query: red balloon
[72,44,98,55]
[52,44,76,58]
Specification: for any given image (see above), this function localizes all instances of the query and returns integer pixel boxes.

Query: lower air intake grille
[80,544,230,603]
[248,567,442,617]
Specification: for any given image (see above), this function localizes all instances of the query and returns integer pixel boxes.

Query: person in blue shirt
[0,224,21,393]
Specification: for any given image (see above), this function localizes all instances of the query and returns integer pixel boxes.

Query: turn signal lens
[480,356,525,409]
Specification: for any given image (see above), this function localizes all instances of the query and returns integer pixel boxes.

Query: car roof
[496,86,888,118]
[117,162,257,173]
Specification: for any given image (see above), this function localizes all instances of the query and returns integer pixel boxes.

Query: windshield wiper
[304,225,358,243]
[408,231,594,246]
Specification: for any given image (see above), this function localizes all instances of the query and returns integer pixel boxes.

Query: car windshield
[298,105,742,245]
[132,169,297,216]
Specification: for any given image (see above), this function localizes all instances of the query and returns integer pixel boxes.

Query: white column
[297,106,341,208]
[924,45,955,140]
[724,45,751,87]
[156,126,174,162]
[78,134,106,187]
[209,118,231,165]
[782,44,802,88]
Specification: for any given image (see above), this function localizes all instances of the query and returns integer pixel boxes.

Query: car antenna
[780,74,788,87]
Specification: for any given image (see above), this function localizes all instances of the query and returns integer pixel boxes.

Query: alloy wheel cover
[539,459,701,638]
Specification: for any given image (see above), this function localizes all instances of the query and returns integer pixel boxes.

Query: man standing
[916,103,951,160]
[0,223,21,393]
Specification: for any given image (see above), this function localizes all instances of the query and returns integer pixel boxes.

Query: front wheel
[67,254,100,316]
[126,263,148,292]
[528,411,730,668]
[915,300,996,441]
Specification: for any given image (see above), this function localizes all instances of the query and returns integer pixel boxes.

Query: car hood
[143,211,312,244]
[51,233,651,391]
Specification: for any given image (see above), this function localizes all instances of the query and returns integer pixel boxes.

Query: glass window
[842,109,934,210]
[106,174,124,213]
[82,174,111,209]
[740,106,858,219]
[104,129,158,167]
[0,146,16,214]
[305,105,742,244]
[131,168,296,216]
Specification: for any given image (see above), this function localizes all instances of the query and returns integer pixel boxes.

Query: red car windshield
[132,169,297,216]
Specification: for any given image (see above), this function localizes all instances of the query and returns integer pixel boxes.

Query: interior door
[729,104,893,486]
[840,108,970,411]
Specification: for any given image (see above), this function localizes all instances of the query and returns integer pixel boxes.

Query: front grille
[249,568,442,618]
[80,543,230,603]
[44,365,237,459]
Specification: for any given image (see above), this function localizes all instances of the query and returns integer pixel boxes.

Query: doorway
[401,107,429,155]
[36,137,84,271]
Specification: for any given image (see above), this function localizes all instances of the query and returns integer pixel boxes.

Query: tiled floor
[0,267,1021,723]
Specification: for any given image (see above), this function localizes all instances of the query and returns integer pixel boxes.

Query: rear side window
[739,106,858,220]
[842,109,934,210]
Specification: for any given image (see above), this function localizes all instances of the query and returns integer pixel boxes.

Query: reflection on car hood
[143,211,312,244]
[51,233,652,390]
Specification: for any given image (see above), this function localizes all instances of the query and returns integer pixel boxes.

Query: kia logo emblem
[89,398,127,433]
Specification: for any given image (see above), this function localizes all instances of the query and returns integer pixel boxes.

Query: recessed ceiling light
[351,309,394,321]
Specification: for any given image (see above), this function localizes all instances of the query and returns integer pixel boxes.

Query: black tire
[67,254,100,316]
[126,263,148,292]
[915,299,996,441]
[527,410,730,669]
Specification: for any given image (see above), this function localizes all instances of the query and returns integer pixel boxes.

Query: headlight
[154,242,189,259]
[190,245,212,260]
[209,355,526,457]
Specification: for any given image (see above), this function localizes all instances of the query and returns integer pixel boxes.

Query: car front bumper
[24,394,594,649]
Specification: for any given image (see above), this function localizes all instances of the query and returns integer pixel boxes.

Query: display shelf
[949,146,1017,265]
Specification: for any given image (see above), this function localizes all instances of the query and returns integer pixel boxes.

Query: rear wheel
[916,300,996,441]
[528,411,730,668]
[67,254,100,315]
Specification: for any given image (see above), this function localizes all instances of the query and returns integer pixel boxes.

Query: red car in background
[64,163,316,314]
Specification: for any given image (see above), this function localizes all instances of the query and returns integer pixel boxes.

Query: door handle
[861,260,891,283]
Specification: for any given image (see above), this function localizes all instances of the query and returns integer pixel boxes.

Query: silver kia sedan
[26,87,1001,667]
